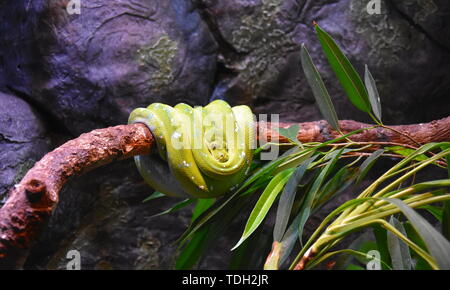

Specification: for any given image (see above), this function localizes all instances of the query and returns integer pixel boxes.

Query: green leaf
[387,216,413,270]
[275,150,315,175]
[232,168,295,250]
[191,198,215,223]
[314,165,355,208]
[242,146,300,190]
[231,225,267,270]
[440,143,450,177]
[298,149,344,243]
[315,23,371,113]
[175,191,242,247]
[384,146,428,161]
[309,248,393,270]
[175,148,299,246]
[175,226,210,269]
[287,196,377,269]
[300,44,340,131]
[384,198,450,269]
[346,264,365,270]
[277,124,302,146]
[272,187,322,269]
[150,198,194,218]
[410,179,450,191]
[239,175,273,197]
[273,156,316,241]
[364,65,382,122]
[403,222,432,270]
[314,149,366,208]
[443,201,450,241]
[356,149,384,184]
[334,231,373,269]
[418,205,443,222]
[443,144,450,241]
[372,225,392,269]
[353,241,378,265]
[142,191,165,203]
[177,193,251,269]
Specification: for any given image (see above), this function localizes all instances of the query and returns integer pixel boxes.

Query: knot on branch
[25,179,46,203]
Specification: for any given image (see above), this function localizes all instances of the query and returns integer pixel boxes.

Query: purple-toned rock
[1,0,449,270]
[0,91,51,204]
[0,0,218,135]
[199,0,450,124]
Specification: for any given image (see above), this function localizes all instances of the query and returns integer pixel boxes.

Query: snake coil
[128,100,255,198]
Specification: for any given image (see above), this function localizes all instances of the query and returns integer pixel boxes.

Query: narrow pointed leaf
[314,166,355,208]
[191,198,215,223]
[384,198,450,269]
[175,189,248,247]
[443,201,450,241]
[418,205,443,222]
[314,248,392,270]
[298,149,344,243]
[300,44,340,131]
[176,196,247,269]
[273,187,369,269]
[356,149,384,184]
[334,231,374,269]
[372,225,392,269]
[387,216,413,270]
[444,144,450,240]
[150,198,194,218]
[175,226,210,269]
[403,222,432,270]
[365,65,382,122]
[385,146,428,161]
[273,156,316,241]
[347,264,365,270]
[232,168,295,250]
[241,146,300,190]
[142,191,165,203]
[232,225,267,270]
[315,23,371,113]
[273,206,307,268]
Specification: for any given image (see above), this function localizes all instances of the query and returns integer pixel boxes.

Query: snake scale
[128,100,255,198]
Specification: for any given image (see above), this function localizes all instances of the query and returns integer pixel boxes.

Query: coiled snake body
[128,100,254,198]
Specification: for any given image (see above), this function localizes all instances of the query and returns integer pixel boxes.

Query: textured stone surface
[0,91,51,205]
[24,161,194,270]
[392,0,450,50]
[0,0,449,269]
[0,0,219,269]
[0,0,218,136]
[200,0,450,124]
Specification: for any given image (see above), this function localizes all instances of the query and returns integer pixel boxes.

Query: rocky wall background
[0,0,449,269]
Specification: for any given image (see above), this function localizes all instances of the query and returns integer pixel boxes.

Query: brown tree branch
[0,123,153,269]
[0,117,449,269]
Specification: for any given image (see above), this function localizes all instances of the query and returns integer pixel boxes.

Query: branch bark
[0,123,153,269]
[0,117,449,269]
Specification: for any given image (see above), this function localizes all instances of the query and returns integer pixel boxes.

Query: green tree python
[128,100,255,199]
